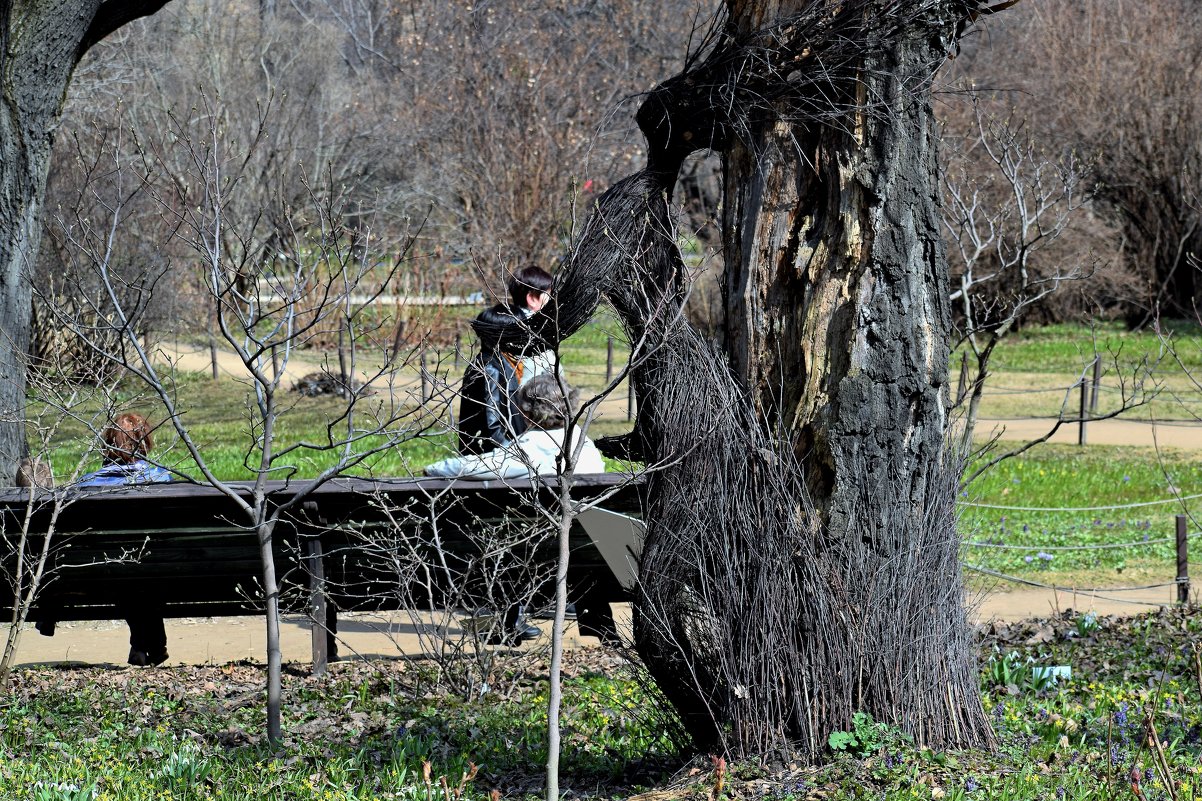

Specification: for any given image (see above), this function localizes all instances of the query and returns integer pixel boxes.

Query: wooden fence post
[307,535,328,677]
[1177,514,1191,605]
[1078,377,1089,446]
[606,337,614,384]
[956,352,968,404]
[627,378,635,421]
[209,337,219,381]
[1090,356,1101,415]
[420,351,430,404]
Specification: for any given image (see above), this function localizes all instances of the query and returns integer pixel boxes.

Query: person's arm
[424,446,529,481]
[480,357,521,448]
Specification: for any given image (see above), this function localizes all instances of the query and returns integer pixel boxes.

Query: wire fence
[959,494,1202,512]
[158,337,1202,602]
[965,565,1184,607]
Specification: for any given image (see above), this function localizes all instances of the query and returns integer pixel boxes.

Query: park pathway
[2,580,1188,669]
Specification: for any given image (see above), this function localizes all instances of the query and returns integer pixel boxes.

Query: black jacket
[457,304,549,455]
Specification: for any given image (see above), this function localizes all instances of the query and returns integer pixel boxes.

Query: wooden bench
[0,475,643,672]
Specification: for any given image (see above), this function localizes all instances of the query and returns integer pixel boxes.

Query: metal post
[1090,356,1102,415]
[606,337,614,384]
[209,337,219,381]
[1177,514,1190,604]
[1078,377,1089,446]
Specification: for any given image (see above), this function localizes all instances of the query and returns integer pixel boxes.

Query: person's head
[515,374,579,430]
[508,265,554,312]
[15,458,54,489]
[101,412,155,465]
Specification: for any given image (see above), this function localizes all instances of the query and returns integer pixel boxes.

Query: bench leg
[326,601,338,661]
[307,537,329,677]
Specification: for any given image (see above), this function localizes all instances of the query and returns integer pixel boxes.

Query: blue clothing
[78,460,173,487]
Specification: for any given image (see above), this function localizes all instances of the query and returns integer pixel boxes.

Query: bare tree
[37,109,430,744]
[942,100,1090,444]
[952,0,1202,322]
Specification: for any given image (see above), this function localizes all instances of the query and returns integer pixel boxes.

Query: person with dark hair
[77,412,174,666]
[457,265,559,456]
[508,264,554,312]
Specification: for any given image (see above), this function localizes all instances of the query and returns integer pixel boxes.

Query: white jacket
[425,427,606,481]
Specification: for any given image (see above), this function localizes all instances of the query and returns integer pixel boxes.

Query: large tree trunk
[0,1,171,483]
[554,0,997,759]
[721,2,951,563]
[710,0,980,754]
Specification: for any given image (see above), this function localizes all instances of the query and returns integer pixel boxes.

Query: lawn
[2,607,1201,799]
[27,318,1202,590]
[959,443,1202,584]
[28,313,638,484]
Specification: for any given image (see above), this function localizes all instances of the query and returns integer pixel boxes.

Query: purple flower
[1024,555,1034,564]
[1037,551,1054,561]
[965,777,980,792]
[1123,475,1131,482]
[1114,702,1128,728]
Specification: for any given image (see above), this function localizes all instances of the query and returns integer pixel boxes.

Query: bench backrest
[0,475,643,621]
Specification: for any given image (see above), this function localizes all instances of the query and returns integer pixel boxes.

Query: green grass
[0,658,678,801]
[4,608,1202,799]
[965,319,1202,374]
[950,320,1202,585]
[30,314,635,484]
[960,444,1202,579]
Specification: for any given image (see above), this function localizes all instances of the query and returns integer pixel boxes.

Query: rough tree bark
[0,1,171,484]
[550,0,1009,759]
[720,0,952,566]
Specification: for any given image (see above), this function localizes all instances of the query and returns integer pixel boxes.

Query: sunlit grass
[29,315,635,484]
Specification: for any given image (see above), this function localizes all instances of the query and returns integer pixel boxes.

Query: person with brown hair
[77,412,173,665]
[77,412,172,486]
[15,457,54,489]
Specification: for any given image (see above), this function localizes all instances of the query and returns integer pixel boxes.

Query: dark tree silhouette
[0,1,172,483]
[542,0,1012,757]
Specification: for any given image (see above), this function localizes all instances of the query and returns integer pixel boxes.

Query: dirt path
[1,610,622,669]
[3,583,1185,669]
[974,417,1202,448]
